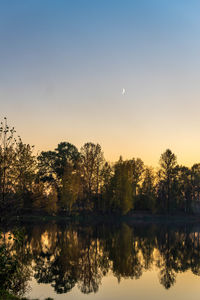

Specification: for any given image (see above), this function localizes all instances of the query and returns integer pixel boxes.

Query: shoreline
[14,212,200,225]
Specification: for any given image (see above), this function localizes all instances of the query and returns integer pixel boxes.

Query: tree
[37,142,81,211]
[175,166,192,213]
[80,143,104,202]
[13,139,36,210]
[54,142,80,179]
[106,158,133,215]
[99,162,113,213]
[0,118,16,215]
[60,164,82,212]
[128,158,144,199]
[32,182,58,214]
[191,164,200,200]
[37,150,58,185]
[157,149,177,213]
[38,142,80,185]
[137,167,156,211]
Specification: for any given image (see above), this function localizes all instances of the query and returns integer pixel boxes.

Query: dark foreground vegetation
[0,117,200,220]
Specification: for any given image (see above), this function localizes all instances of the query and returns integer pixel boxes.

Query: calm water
[8,221,200,299]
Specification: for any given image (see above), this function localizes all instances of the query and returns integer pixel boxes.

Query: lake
[5,220,200,300]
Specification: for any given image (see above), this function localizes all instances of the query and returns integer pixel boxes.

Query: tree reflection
[4,222,200,296]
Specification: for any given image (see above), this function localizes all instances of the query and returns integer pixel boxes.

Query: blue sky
[1,0,200,165]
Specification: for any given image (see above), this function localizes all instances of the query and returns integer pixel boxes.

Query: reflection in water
[4,222,200,297]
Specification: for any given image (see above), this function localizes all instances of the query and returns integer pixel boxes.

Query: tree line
[0,117,200,216]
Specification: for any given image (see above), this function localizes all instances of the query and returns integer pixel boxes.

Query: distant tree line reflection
[4,222,200,295]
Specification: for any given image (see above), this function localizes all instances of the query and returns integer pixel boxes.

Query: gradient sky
[1,0,200,166]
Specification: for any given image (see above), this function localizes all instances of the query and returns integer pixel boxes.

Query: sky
[1,0,200,166]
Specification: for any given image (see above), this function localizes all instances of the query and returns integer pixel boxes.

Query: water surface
[8,221,200,300]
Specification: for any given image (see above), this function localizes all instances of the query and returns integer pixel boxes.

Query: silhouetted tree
[80,142,104,208]
[127,158,144,200]
[157,149,177,213]
[136,167,156,211]
[37,142,81,212]
[0,118,16,213]
[105,158,133,215]
[13,139,36,211]
[60,163,82,212]
[191,164,200,211]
